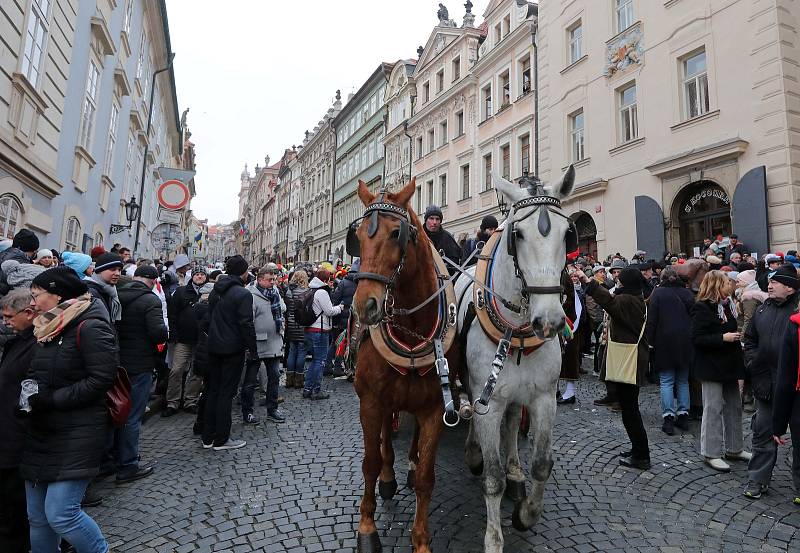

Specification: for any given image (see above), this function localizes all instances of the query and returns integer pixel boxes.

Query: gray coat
[248,284,286,359]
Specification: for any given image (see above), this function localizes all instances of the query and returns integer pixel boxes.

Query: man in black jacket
[0,229,38,297]
[202,255,257,451]
[743,265,800,499]
[462,215,498,266]
[423,205,462,274]
[0,289,36,552]
[114,265,168,484]
[85,252,123,322]
[163,268,208,416]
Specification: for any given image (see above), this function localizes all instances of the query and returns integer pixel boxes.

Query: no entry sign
[157,179,190,210]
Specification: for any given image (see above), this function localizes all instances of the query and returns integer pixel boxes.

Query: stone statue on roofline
[437,3,455,27]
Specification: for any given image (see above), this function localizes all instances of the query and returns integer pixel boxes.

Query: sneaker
[704,457,731,472]
[160,407,178,418]
[267,409,286,423]
[744,482,768,499]
[213,438,247,451]
[202,441,213,449]
[619,457,651,470]
[115,465,155,484]
[726,450,753,462]
[243,413,260,425]
[675,413,690,431]
[662,415,675,436]
[311,390,331,400]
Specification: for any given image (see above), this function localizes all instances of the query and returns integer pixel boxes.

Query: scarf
[33,293,93,343]
[91,273,122,321]
[717,297,738,323]
[258,284,284,328]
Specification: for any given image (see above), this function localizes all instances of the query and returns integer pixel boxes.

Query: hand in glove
[28,390,54,412]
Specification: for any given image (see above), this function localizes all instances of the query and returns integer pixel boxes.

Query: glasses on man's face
[2,309,27,321]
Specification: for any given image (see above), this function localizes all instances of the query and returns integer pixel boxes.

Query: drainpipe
[531,20,540,178]
[403,121,413,184]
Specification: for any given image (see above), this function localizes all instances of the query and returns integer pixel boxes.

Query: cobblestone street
[91,369,800,553]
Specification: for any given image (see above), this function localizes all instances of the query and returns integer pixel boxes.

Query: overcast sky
[166,0,490,226]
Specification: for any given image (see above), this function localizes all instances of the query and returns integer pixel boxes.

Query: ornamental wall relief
[604,23,644,78]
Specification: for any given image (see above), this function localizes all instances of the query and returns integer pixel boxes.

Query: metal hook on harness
[473,327,513,416]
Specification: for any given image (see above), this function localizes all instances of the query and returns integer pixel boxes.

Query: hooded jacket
[20,299,118,482]
[207,274,258,356]
[248,283,286,358]
[0,247,31,296]
[308,276,343,332]
[117,280,169,375]
[424,226,462,274]
[0,326,36,468]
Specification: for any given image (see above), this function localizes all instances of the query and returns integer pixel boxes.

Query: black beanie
[618,267,644,293]
[225,255,248,276]
[12,229,39,252]
[94,252,124,273]
[769,265,800,290]
[424,205,443,221]
[480,215,499,232]
[31,266,88,300]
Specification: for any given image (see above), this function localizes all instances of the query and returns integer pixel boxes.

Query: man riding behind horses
[422,205,462,274]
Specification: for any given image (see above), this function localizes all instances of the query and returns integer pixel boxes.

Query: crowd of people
[3,210,800,551]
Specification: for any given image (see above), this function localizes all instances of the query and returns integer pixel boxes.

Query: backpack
[295,287,323,327]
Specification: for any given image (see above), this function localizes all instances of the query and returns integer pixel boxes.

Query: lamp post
[110,196,141,234]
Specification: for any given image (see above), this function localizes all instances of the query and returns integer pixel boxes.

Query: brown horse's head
[352,178,426,326]
[673,258,710,291]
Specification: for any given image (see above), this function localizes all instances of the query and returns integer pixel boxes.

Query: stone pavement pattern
[91,371,800,552]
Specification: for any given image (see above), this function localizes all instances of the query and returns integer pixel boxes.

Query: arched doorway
[572,212,598,259]
[676,181,731,255]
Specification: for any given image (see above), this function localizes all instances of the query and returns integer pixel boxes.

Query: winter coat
[168,283,202,344]
[462,231,492,266]
[308,277,343,332]
[772,313,800,436]
[284,284,307,343]
[117,281,169,375]
[586,279,649,386]
[743,292,800,401]
[84,279,113,320]
[645,283,695,373]
[248,284,286,359]
[0,247,31,296]
[739,291,766,335]
[691,300,745,382]
[192,297,211,377]
[0,326,36,468]
[424,227,462,274]
[207,274,258,357]
[561,273,581,380]
[1,259,45,288]
[330,273,356,329]
[20,299,118,482]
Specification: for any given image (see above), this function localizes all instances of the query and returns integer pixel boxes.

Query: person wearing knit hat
[30,266,88,301]
[86,252,123,321]
[464,215,499,267]
[90,245,106,261]
[11,229,39,256]
[225,255,249,277]
[422,204,462,274]
[34,249,55,268]
[61,251,93,279]
[1,258,45,288]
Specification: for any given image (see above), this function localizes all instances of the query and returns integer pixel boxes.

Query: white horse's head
[493,166,576,339]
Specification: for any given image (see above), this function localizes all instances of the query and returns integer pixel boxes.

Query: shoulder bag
[77,320,132,427]
[605,307,647,385]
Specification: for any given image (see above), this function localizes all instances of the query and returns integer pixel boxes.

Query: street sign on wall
[151,223,184,251]
[157,206,183,224]
[157,179,190,210]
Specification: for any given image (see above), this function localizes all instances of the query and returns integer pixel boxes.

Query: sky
[166,0,491,226]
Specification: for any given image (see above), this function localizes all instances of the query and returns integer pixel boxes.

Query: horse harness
[346,196,460,426]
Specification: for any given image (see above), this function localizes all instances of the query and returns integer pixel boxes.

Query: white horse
[455,167,575,553]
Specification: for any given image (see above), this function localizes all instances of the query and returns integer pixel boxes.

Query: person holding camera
[692,270,751,472]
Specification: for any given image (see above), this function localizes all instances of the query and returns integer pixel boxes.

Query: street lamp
[110,196,141,234]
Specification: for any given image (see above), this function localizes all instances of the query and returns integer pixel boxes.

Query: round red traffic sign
[157,179,190,210]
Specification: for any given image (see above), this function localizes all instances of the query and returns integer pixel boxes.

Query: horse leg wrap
[474,328,513,414]
[434,338,458,426]
[356,531,382,553]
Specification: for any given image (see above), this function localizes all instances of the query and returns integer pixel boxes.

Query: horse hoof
[511,502,533,532]
[406,470,415,489]
[357,531,382,553]
[505,479,527,502]
[378,479,398,499]
[468,459,484,476]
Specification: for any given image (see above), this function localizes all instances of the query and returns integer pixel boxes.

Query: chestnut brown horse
[673,258,710,291]
[351,178,459,553]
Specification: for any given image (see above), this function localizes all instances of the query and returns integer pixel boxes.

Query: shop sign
[684,188,729,213]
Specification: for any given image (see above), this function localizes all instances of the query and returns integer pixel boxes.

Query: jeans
[700,380,744,458]
[748,398,778,486]
[242,357,280,414]
[25,479,108,553]
[617,383,649,460]
[166,343,203,409]
[0,467,29,553]
[659,366,690,418]
[304,331,329,394]
[202,353,245,447]
[286,340,308,375]
[116,372,154,478]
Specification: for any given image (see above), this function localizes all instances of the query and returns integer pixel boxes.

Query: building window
[500,70,510,107]
[368,140,375,165]
[501,144,510,179]
[483,153,492,191]
[482,84,493,120]
[495,22,502,44]
[94,231,104,248]
[136,32,146,81]
[684,50,709,119]
[423,81,430,103]
[65,217,81,252]
[568,22,583,64]
[416,136,423,159]
[456,110,464,136]
[416,184,422,213]
[436,70,444,93]
[452,57,461,81]
[439,120,448,146]
[617,0,634,33]
[618,83,638,143]
[78,60,100,150]
[0,195,22,240]
[520,57,532,95]
[427,180,434,206]
[427,128,435,154]
[123,0,133,34]
[20,0,51,88]
[503,14,511,37]
[439,174,447,206]
[103,101,120,175]
[461,164,470,199]
[570,109,586,162]
[520,134,530,175]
